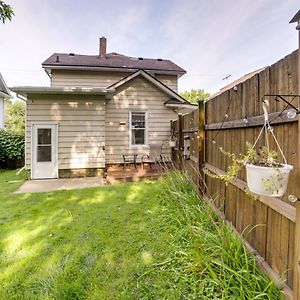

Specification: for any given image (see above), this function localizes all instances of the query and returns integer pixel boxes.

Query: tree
[180,89,210,104]
[0,1,14,23]
[5,100,25,135]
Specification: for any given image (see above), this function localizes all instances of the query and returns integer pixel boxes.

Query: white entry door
[32,124,58,179]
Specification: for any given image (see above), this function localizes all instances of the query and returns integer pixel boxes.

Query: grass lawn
[0,170,281,299]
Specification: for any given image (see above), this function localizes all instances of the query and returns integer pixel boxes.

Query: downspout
[14,93,27,102]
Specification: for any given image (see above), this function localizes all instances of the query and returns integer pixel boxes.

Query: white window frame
[129,111,148,148]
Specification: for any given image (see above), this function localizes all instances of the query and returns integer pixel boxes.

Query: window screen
[130,112,146,145]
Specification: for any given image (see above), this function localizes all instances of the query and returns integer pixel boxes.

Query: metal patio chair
[141,144,163,169]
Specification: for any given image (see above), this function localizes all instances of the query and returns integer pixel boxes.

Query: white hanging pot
[245,163,293,197]
[169,140,176,147]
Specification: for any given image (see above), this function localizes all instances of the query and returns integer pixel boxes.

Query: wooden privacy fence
[171,50,300,299]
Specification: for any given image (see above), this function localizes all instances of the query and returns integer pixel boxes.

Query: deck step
[106,172,163,184]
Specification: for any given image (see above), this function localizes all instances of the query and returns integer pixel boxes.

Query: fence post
[294,14,300,300]
[198,100,205,194]
[295,26,300,291]
[294,201,300,299]
[178,114,184,169]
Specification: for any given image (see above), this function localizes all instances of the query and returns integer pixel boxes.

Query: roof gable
[108,70,190,104]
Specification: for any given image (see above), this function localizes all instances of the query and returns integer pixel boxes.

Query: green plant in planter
[204,142,279,186]
[204,141,293,197]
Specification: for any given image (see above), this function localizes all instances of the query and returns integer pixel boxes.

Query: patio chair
[141,144,163,169]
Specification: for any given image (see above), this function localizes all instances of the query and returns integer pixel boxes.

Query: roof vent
[69,53,75,56]
[157,58,163,61]
[56,55,59,62]
[138,57,143,60]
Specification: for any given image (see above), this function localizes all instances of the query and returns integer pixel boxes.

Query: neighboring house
[12,37,195,179]
[208,67,267,100]
[0,73,12,128]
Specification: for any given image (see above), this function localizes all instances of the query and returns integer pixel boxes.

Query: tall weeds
[159,171,282,299]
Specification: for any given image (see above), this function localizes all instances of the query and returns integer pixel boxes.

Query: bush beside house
[0,100,25,169]
[0,130,24,169]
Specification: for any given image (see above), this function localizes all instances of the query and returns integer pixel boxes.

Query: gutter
[0,91,11,99]
[10,86,115,98]
[42,65,186,78]
[165,103,198,109]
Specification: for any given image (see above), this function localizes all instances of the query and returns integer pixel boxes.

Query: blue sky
[0,0,299,93]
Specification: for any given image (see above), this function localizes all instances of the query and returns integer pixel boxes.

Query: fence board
[205,110,298,130]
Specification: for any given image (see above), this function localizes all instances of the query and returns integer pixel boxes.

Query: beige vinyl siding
[154,74,178,92]
[105,76,177,164]
[25,94,105,170]
[51,70,179,92]
[51,70,130,88]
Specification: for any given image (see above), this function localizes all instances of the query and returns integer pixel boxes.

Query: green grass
[0,169,281,299]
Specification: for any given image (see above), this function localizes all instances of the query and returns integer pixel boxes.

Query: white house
[12,37,196,179]
[0,73,12,128]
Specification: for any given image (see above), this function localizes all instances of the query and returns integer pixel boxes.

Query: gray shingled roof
[42,52,186,74]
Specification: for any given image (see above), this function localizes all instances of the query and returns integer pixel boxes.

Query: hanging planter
[169,140,176,147]
[245,163,293,197]
[204,100,294,197]
[169,131,177,148]
[244,100,293,196]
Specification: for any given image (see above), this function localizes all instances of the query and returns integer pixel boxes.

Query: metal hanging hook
[262,99,269,125]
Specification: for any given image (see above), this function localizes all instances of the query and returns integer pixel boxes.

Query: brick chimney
[99,36,107,59]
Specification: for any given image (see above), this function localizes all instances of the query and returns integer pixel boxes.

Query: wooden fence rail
[171,50,300,299]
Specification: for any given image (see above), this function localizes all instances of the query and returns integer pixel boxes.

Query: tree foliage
[0,1,14,23]
[180,89,210,104]
[5,100,25,135]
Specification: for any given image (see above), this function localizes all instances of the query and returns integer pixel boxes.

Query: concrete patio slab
[15,177,104,194]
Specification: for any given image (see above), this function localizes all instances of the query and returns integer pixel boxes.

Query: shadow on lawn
[0,179,161,298]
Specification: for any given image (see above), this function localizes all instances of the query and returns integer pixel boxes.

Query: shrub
[0,130,24,168]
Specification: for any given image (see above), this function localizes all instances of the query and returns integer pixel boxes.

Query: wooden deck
[105,164,165,184]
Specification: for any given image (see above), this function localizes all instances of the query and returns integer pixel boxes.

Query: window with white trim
[130,111,147,146]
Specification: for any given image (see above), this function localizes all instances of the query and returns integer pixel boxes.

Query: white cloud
[161,0,298,92]
[0,0,298,95]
